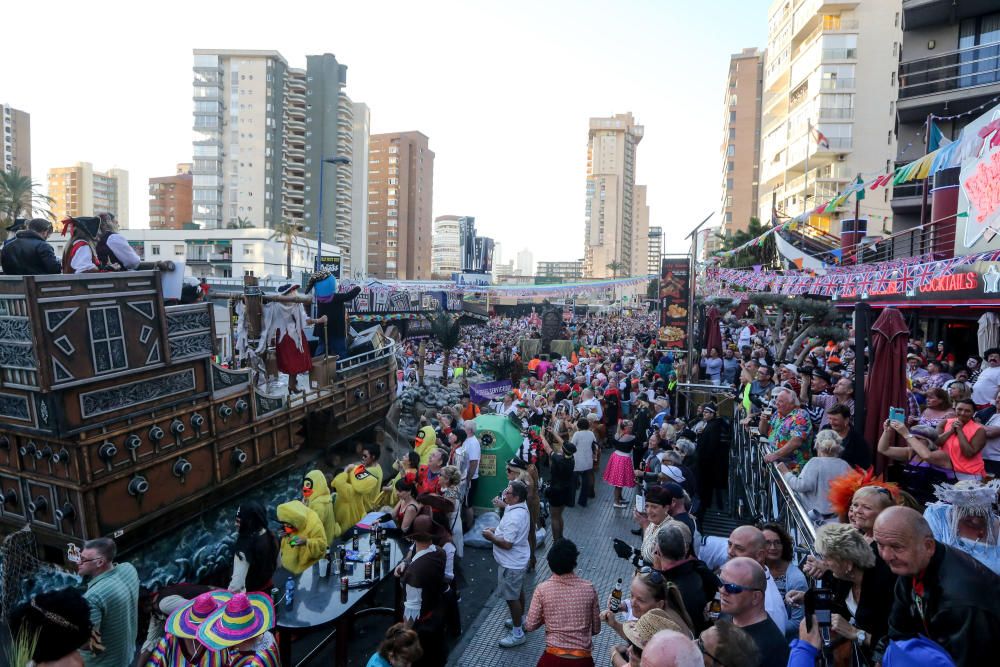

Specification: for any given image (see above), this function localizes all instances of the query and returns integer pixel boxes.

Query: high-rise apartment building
[432,214,462,277]
[720,48,764,236]
[1,104,30,175]
[892,2,1000,240]
[191,50,357,269]
[758,1,898,235]
[367,132,434,280]
[631,184,650,277]
[647,226,663,276]
[583,112,645,278]
[149,163,193,230]
[516,248,534,277]
[48,162,129,226]
[350,102,370,277]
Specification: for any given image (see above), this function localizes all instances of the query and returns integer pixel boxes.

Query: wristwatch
[856,630,868,646]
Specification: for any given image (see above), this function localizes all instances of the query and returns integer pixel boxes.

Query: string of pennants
[339,275,652,301]
[714,102,1000,260]
[708,247,1000,297]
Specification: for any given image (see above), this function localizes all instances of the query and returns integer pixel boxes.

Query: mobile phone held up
[888,406,905,423]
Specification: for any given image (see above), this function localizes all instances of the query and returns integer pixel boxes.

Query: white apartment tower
[584,113,645,278]
[350,102,370,277]
[758,1,899,235]
[432,215,462,276]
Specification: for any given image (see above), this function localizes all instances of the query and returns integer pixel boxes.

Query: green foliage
[431,313,462,381]
[269,220,305,279]
[606,260,627,278]
[0,168,53,240]
[5,626,39,667]
[227,216,255,229]
[715,217,777,269]
[646,279,659,301]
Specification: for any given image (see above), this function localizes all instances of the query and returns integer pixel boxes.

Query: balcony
[903,0,998,31]
[820,77,855,90]
[818,106,854,120]
[891,181,924,212]
[898,42,1000,120]
[821,48,857,60]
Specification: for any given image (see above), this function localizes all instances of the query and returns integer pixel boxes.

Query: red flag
[815,130,830,149]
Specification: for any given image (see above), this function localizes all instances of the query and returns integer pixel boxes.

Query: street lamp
[316,156,352,271]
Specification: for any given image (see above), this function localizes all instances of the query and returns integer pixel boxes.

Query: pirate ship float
[0,270,395,562]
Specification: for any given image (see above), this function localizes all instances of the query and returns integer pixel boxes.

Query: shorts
[547,486,572,508]
[497,565,527,600]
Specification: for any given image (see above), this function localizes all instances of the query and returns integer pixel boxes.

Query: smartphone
[635,493,646,514]
[888,406,905,423]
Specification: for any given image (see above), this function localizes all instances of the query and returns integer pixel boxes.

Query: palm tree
[430,312,462,383]
[0,168,53,240]
[606,260,627,278]
[226,216,255,229]
[268,221,305,279]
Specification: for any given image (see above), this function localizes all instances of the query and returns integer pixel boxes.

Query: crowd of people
[8,308,1000,667]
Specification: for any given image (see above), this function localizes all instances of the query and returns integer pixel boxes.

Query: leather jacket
[1,229,61,275]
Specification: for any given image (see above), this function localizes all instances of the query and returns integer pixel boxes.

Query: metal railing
[731,412,817,558]
[900,42,1000,99]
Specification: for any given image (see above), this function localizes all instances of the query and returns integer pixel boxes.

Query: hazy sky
[2,0,767,260]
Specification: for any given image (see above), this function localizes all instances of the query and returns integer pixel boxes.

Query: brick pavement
[449,459,643,667]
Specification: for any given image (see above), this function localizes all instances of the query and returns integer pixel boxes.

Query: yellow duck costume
[276,500,327,575]
[414,425,437,465]
[332,463,384,531]
[302,469,340,545]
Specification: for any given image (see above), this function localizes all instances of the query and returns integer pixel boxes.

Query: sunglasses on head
[719,580,761,594]
[638,565,664,584]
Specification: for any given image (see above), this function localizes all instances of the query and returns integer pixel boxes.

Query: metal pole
[853,302,872,437]
[919,113,933,245]
[316,160,326,272]
[684,213,715,388]
[805,119,811,218]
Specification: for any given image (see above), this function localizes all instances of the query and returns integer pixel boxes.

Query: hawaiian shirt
[768,408,812,469]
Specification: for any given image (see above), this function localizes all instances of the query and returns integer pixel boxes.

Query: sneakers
[613,502,628,509]
[504,616,526,629]
[499,632,527,648]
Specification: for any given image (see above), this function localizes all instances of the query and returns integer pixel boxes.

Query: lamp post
[316,156,352,271]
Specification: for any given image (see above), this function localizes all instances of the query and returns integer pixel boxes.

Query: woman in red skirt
[603,420,636,508]
[257,283,326,393]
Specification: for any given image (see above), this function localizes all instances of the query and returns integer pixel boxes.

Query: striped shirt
[82,562,140,667]
[144,635,227,667]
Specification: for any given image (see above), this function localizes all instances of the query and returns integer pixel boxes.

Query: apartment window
[151,245,161,256]
[726,178,734,189]
[726,145,735,156]
[729,111,736,123]
[725,212,733,223]
[892,42,897,56]
[727,162,734,172]
[894,11,900,27]
[729,128,736,140]
[888,130,893,145]
[388,146,399,154]
[890,71,896,86]
[88,306,128,374]
[388,178,398,185]
[244,246,254,256]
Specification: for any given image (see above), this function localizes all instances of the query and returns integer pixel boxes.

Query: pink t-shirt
[941,418,986,477]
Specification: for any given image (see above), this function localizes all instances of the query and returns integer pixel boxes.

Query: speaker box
[349,325,386,356]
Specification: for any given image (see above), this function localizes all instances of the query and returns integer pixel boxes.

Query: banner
[658,257,690,348]
[469,379,513,404]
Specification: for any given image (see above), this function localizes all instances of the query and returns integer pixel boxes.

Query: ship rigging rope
[0,526,45,620]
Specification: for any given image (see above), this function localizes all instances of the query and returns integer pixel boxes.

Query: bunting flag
[815,129,830,149]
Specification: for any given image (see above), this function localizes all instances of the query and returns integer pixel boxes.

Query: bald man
[726,526,787,632]
[875,506,1000,665]
[639,629,702,667]
[719,557,789,667]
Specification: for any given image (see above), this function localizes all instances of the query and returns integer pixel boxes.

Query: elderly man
[718,557,789,667]
[759,388,812,469]
[697,621,760,667]
[483,480,532,648]
[638,629,702,667]
[654,523,718,634]
[78,537,140,667]
[874,506,1000,665]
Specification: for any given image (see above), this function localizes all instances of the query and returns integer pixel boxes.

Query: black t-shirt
[839,428,872,469]
[741,617,789,667]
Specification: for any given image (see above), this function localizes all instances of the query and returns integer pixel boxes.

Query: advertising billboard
[658,257,689,348]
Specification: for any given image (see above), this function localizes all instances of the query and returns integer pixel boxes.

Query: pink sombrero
[197,592,274,650]
[165,591,232,639]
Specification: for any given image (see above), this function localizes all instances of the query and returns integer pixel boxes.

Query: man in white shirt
[738,321,753,350]
[972,348,1000,406]
[462,421,481,507]
[97,214,141,270]
[483,480,531,648]
[570,418,598,508]
[577,389,603,420]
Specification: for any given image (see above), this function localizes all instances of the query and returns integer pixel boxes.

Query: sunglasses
[719,580,762,594]
[638,566,664,585]
[698,637,727,667]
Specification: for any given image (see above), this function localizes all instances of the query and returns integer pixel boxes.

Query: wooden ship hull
[0,271,396,561]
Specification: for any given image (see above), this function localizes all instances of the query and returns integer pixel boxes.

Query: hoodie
[332,463,384,531]
[415,426,437,466]
[276,500,327,575]
[302,469,340,545]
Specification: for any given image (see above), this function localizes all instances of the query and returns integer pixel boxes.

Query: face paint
[302,479,313,498]
[283,525,295,535]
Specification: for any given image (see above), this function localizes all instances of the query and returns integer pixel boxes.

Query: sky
[2,0,768,261]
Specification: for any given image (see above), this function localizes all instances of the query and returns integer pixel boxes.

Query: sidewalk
[449,462,641,667]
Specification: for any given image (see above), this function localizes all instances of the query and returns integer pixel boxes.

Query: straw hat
[197,592,274,650]
[165,591,232,640]
[623,608,685,648]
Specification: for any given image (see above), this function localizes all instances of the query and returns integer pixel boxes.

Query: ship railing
[336,337,398,376]
[731,408,817,559]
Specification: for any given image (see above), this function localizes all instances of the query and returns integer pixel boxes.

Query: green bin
[471,414,523,509]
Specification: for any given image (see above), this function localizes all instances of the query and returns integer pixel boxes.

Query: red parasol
[703,306,723,354]
[863,308,909,472]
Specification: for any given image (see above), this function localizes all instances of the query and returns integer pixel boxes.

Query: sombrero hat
[165,590,232,639]
[197,592,274,650]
